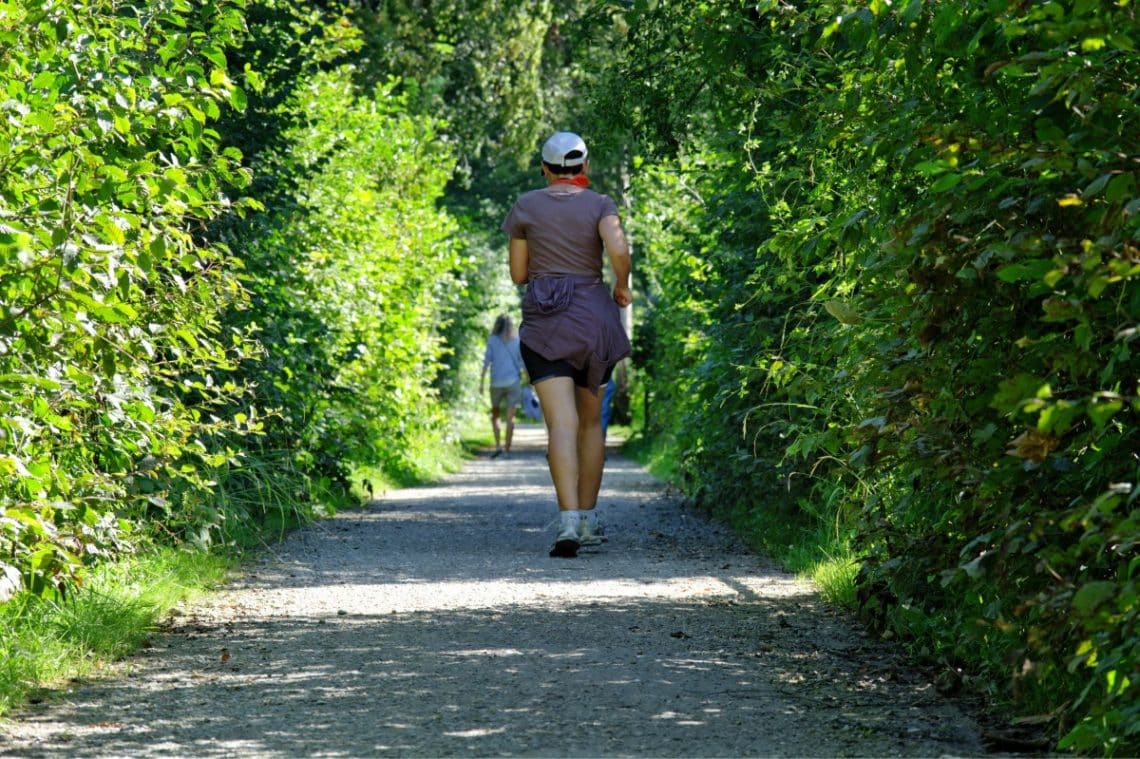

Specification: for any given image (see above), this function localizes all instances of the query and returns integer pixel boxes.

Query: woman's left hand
[613,284,632,307]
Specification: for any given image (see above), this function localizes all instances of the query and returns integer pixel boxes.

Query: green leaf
[996,259,1055,283]
[26,111,55,130]
[31,71,57,90]
[1106,174,1135,203]
[148,236,165,263]
[992,374,1048,414]
[1107,33,1136,52]
[823,300,863,325]
[1073,0,1099,15]
[1082,173,1110,198]
[1037,400,1079,434]
[1074,322,1091,350]
[176,329,199,349]
[961,552,991,580]
[1071,581,1116,614]
[930,173,961,193]
[1087,400,1122,429]
[914,160,949,176]
[28,549,56,572]
[0,374,63,391]
[202,46,228,70]
[228,86,247,111]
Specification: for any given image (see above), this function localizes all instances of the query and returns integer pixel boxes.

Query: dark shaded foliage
[596,1,1138,752]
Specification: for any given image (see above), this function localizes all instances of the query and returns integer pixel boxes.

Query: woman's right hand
[613,284,632,307]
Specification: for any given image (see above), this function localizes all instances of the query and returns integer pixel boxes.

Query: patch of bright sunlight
[651,711,705,726]
[810,555,859,607]
[233,573,809,616]
[444,727,507,738]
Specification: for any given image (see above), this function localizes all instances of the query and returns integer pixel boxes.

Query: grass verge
[349,418,479,503]
[620,430,859,608]
[0,421,478,722]
[0,547,234,719]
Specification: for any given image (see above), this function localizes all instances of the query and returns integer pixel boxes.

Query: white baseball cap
[541,131,588,168]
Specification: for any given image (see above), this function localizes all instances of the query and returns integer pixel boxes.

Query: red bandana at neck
[552,175,590,188]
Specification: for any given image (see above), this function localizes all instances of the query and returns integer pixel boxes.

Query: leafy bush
[0,0,257,597]
[219,61,463,487]
[601,1,1139,752]
[846,5,1139,751]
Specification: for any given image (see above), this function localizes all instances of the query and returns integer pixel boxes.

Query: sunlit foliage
[0,0,257,596]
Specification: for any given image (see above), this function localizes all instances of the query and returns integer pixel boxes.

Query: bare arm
[509,237,529,284]
[599,215,632,307]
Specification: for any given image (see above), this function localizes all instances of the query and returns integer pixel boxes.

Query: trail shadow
[4,596,978,758]
[1,423,984,758]
[245,432,750,591]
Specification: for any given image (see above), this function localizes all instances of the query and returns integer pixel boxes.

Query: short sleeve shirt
[483,335,523,387]
[500,188,620,277]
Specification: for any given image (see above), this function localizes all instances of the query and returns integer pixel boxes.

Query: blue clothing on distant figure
[600,377,617,440]
[483,335,524,388]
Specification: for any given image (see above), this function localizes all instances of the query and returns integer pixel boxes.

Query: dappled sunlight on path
[1,422,985,758]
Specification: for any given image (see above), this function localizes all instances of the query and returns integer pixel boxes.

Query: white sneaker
[550,525,579,558]
[578,519,605,546]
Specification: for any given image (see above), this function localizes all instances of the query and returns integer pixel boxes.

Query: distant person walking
[502,131,632,557]
[479,314,525,458]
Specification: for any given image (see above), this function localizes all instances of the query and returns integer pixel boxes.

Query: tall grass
[0,549,232,717]
[350,419,476,504]
[212,449,340,547]
[621,432,859,607]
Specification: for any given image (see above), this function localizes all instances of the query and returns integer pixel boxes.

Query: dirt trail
[1,425,986,757]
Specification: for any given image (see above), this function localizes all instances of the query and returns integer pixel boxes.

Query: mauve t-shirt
[500,187,619,276]
[500,185,630,390]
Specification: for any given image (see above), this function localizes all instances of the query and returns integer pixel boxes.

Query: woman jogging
[501,131,632,557]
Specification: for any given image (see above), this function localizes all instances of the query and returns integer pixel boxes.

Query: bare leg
[504,406,517,452]
[534,377,580,511]
[575,384,604,512]
[490,405,502,451]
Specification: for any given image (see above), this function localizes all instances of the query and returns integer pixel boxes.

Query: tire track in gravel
[1,425,986,757]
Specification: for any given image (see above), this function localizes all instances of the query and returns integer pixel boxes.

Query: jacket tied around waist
[519,274,631,392]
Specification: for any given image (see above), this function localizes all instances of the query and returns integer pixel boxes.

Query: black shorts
[521,342,613,390]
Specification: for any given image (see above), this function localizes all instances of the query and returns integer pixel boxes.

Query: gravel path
[2,426,986,757]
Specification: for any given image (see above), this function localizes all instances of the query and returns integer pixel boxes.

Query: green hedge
[222,63,462,485]
[0,0,256,597]
[0,0,469,600]
[605,1,1138,752]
